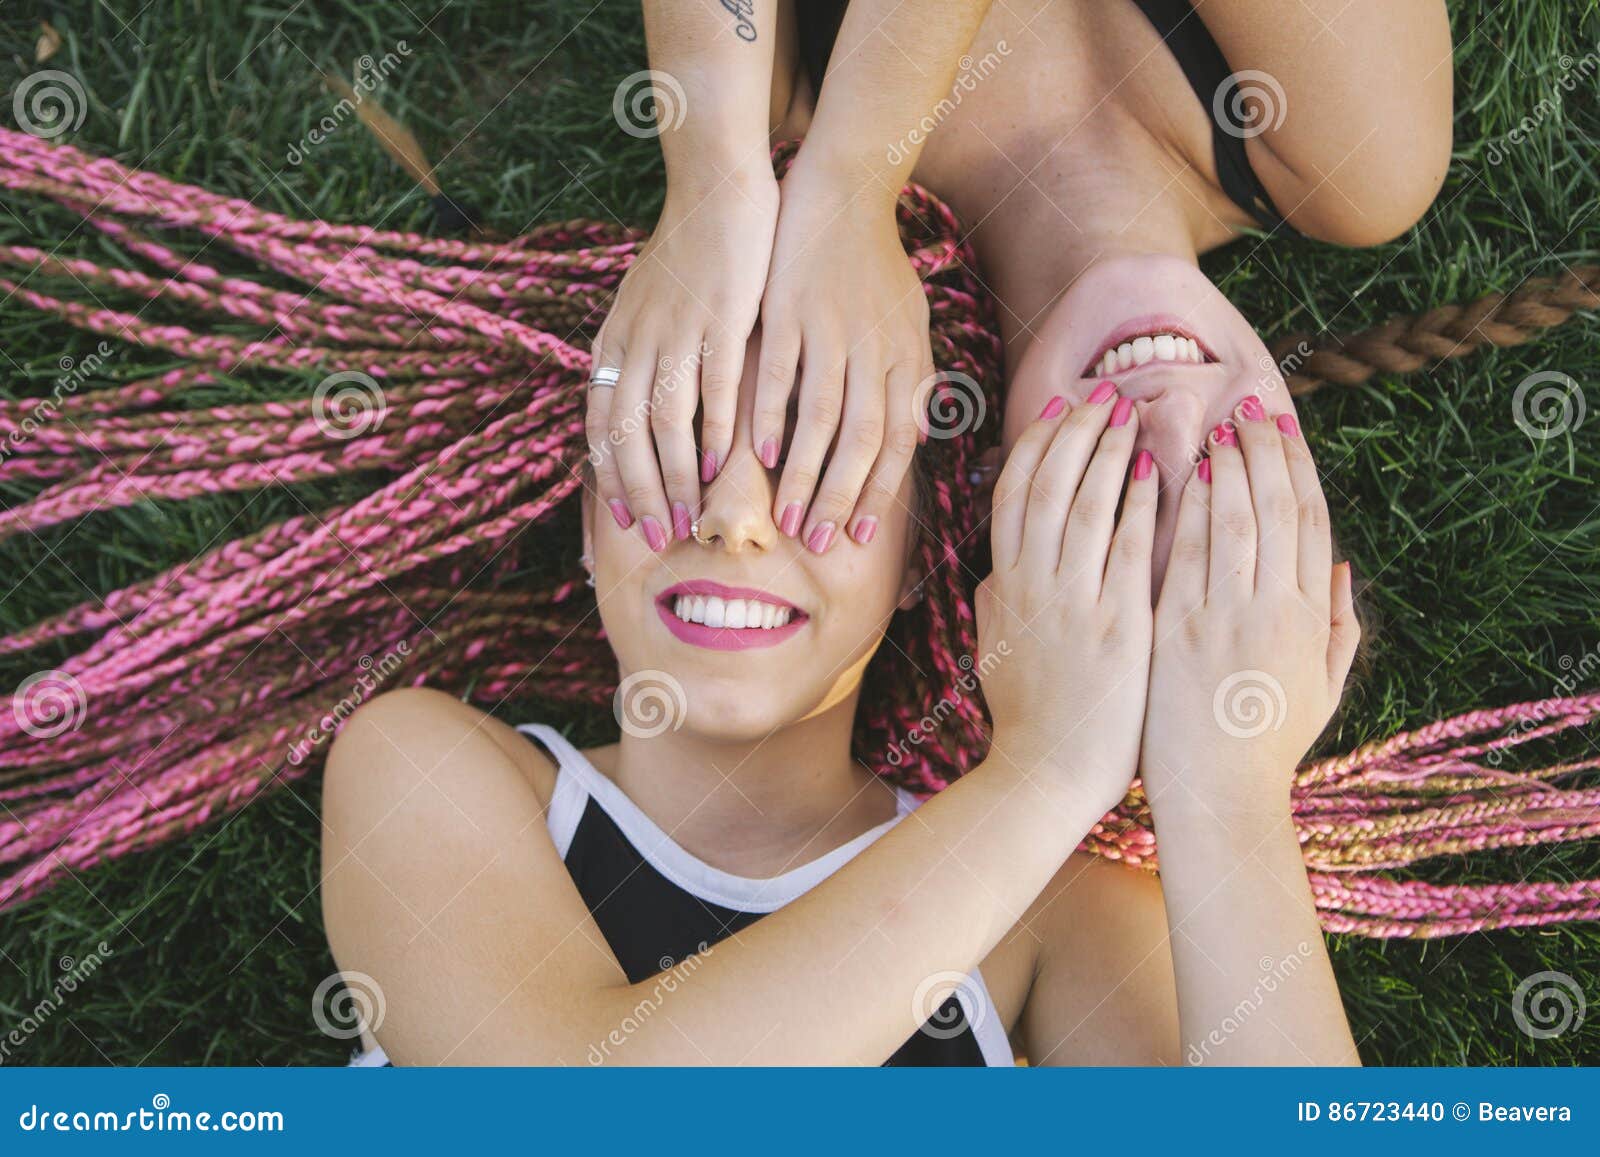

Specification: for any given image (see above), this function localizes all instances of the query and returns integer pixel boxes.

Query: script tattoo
[721,0,758,42]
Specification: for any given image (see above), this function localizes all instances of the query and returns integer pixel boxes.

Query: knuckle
[1301,497,1330,529]
[784,465,820,492]
[1222,512,1256,541]
[1173,540,1210,570]
[884,419,919,456]
[802,391,843,428]
[1269,494,1299,525]
[622,480,658,508]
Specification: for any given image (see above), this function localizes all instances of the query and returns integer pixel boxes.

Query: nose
[1135,392,1207,594]
[695,433,780,555]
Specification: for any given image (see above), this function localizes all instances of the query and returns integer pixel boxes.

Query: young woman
[588,0,1451,584]
[322,340,1361,1065]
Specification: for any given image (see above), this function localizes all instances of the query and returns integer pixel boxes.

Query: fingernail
[1197,458,1212,484]
[641,516,667,552]
[1087,380,1117,405]
[1276,413,1300,437]
[1133,450,1153,481]
[759,437,779,470]
[851,516,878,545]
[1110,396,1134,427]
[1039,395,1066,420]
[1238,395,1265,422]
[1210,422,1237,448]
[700,450,718,484]
[608,500,634,530]
[671,501,691,541]
[779,502,804,537]
[806,521,835,553]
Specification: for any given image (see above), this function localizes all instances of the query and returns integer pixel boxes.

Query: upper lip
[1081,314,1219,377]
[657,580,803,613]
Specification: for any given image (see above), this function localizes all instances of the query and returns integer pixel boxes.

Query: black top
[795,0,1296,234]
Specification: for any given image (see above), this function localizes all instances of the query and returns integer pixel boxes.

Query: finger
[1278,412,1332,606]
[1104,447,1158,607]
[844,362,921,547]
[650,343,705,543]
[804,357,889,552]
[1060,396,1140,592]
[611,342,671,551]
[991,393,1070,573]
[584,375,632,531]
[1020,382,1119,576]
[1231,394,1297,595]
[774,344,844,539]
[751,322,800,473]
[1327,561,1360,690]
[1204,422,1254,600]
[698,325,745,484]
[1155,459,1211,623]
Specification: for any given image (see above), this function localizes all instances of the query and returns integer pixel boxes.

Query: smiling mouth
[655,582,809,651]
[1082,320,1218,378]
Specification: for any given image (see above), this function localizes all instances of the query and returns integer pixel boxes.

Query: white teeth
[1186,337,1201,362]
[1152,334,1176,361]
[1131,336,1155,365]
[668,593,797,629]
[1092,333,1205,376]
[1116,342,1134,370]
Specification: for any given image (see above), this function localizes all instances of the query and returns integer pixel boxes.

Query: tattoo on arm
[722,0,758,42]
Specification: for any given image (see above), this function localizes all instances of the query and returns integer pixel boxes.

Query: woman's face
[587,343,920,742]
[1003,254,1301,590]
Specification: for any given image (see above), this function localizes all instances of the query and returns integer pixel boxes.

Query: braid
[0,125,1597,937]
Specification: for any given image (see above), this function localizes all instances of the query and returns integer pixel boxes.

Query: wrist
[783,140,902,216]
[1146,777,1295,853]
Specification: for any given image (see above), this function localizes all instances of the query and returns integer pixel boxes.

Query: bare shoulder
[1011,851,1179,1065]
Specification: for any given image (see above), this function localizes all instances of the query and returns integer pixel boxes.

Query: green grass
[1,0,1598,1065]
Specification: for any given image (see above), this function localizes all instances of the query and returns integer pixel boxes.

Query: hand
[977,387,1157,818]
[1141,395,1360,826]
[588,165,780,549]
[753,153,932,553]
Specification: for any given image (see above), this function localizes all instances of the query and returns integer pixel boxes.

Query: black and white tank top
[350,723,1012,1067]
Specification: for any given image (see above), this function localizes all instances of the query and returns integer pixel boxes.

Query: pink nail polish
[1210,422,1237,448]
[852,516,878,545]
[1133,450,1153,481]
[671,501,691,541]
[700,450,718,483]
[806,521,836,553]
[1110,396,1134,427]
[1087,380,1117,405]
[779,502,803,537]
[1276,413,1300,437]
[1238,395,1265,422]
[607,500,633,530]
[1039,395,1066,420]
[641,516,667,552]
[759,437,779,470]
[1197,458,1212,484]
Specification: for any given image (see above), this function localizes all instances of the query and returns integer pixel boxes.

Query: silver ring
[588,365,621,388]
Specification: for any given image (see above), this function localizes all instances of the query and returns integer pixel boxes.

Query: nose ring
[689,520,716,546]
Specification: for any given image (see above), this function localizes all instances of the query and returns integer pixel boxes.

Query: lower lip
[655,601,807,650]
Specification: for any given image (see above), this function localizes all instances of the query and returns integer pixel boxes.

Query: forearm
[797,0,993,200]
[583,755,1103,1065]
[641,0,779,198]
[1151,793,1359,1066]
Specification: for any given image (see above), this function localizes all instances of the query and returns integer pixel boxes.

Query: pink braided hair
[1,126,1597,938]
